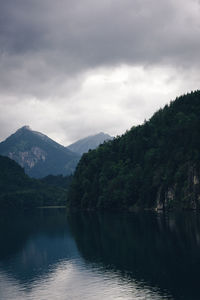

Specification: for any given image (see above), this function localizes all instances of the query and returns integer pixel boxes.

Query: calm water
[1,209,200,300]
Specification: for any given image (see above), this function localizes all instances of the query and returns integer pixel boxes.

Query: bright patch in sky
[0,0,199,144]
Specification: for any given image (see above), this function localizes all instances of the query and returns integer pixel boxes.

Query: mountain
[0,155,68,209]
[68,90,200,211]
[0,126,80,178]
[67,132,113,155]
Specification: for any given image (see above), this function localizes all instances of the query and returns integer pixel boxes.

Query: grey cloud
[0,0,200,145]
[0,0,200,97]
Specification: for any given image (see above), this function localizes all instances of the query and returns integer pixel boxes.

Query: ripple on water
[0,259,173,300]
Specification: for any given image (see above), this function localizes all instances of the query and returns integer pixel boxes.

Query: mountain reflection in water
[0,209,200,300]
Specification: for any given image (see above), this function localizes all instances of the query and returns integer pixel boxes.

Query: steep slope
[0,155,68,209]
[68,90,200,211]
[0,155,30,192]
[0,126,80,178]
[67,132,113,155]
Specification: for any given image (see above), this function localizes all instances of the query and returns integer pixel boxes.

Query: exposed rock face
[156,187,175,210]
[8,147,46,169]
[194,175,199,185]
[156,165,200,211]
[186,166,200,209]
[0,126,80,178]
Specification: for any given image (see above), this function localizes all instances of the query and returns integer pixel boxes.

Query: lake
[0,209,200,300]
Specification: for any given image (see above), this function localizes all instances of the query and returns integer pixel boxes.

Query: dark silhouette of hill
[0,155,69,209]
[68,90,200,211]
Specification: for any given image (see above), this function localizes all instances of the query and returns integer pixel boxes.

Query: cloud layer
[0,0,200,144]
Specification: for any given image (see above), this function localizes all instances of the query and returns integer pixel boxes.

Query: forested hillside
[0,155,70,209]
[68,91,200,211]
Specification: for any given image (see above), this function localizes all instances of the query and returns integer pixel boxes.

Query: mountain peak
[0,126,80,178]
[18,125,31,132]
[67,132,113,155]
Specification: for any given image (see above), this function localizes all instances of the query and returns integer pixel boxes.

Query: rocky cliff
[0,126,80,178]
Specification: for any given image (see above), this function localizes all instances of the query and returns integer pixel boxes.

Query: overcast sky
[0,0,200,145]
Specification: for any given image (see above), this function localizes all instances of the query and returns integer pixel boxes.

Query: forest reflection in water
[68,211,200,300]
[0,209,200,299]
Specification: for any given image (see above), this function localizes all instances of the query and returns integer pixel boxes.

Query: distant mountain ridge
[67,132,113,155]
[0,126,80,178]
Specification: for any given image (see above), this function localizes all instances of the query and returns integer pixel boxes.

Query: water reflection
[0,209,79,284]
[68,212,200,300]
[0,210,200,299]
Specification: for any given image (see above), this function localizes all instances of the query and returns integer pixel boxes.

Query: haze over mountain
[0,126,80,178]
[67,132,113,155]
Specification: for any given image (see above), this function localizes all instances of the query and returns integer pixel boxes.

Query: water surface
[0,209,200,299]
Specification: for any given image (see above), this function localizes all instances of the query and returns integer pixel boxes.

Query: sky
[0,0,200,145]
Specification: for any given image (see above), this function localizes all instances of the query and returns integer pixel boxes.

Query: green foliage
[0,155,69,209]
[40,174,73,189]
[68,90,200,211]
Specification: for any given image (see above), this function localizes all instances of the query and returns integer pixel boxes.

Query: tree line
[68,90,200,211]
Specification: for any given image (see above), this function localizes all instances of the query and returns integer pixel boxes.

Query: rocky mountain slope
[0,126,80,178]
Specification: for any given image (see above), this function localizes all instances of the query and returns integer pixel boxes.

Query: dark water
[1,209,200,299]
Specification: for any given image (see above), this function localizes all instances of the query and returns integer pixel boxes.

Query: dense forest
[0,155,72,209]
[68,90,200,211]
